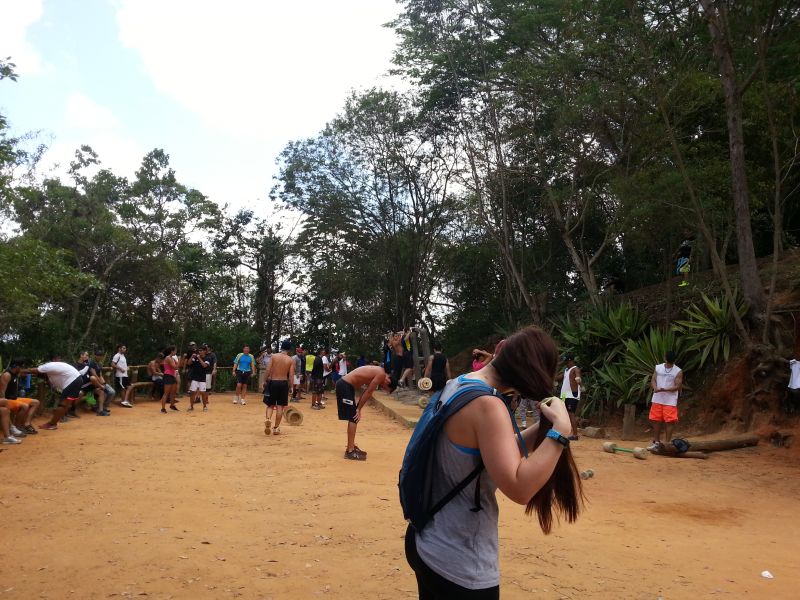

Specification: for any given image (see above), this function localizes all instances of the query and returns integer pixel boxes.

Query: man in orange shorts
[648,351,683,451]
[0,358,40,436]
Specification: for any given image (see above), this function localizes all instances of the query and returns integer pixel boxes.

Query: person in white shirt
[556,354,582,440]
[786,353,800,414]
[28,358,88,430]
[111,344,133,407]
[648,351,684,450]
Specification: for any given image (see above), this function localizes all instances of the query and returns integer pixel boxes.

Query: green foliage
[676,291,748,368]
[0,237,98,333]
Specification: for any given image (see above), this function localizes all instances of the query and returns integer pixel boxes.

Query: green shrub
[676,291,748,369]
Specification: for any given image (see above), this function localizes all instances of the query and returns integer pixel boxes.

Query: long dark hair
[491,326,584,533]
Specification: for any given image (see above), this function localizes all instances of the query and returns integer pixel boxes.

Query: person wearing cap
[263,340,295,435]
[556,353,581,440]
[648,350,684,450]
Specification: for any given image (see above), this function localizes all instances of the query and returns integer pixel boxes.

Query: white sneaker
[2,436,22,445]
[233,397,239,404]
[240,399,246,405]
[10,425,26,437]
[121,400,133,408]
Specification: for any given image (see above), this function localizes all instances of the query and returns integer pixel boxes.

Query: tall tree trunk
[700,0,768,327]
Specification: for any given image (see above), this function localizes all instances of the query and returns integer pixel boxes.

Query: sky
[0,0,403,211]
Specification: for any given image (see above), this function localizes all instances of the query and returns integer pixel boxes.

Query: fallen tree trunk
[687,435,759,452]
[658,434,759,455]
[651,450,710,460]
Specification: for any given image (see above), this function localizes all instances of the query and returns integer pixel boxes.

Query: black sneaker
[344,449,367,461]
[170,405,179,411]
[161,408,167,414]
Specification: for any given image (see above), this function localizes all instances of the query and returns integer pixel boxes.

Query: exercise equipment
[284,406,304,426]
[417,377,432,391]
[602,442,648,460]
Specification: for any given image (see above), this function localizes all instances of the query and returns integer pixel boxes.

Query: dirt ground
[1,391,798,599]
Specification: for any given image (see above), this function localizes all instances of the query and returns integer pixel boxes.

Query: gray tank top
[415,412,500,589]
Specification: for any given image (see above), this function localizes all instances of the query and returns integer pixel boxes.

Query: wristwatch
[545,428,570,448]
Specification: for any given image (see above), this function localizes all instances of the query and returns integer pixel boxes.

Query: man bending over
[336,366,397,461]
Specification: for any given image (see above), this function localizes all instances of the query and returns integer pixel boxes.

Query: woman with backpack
[403,326,583,599]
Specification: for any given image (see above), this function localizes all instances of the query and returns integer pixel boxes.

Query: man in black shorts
[263,341,295,435]
[28,358,89,430]
[336,365,397,460]
[310,347,326,410]
[556,354,582,440]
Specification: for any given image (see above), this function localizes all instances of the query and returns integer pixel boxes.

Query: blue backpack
[398,375,527,532]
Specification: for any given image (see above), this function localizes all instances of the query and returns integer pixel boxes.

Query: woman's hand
[538,397,571,435]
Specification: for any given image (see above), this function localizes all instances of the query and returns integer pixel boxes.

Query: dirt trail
[1,392,798,599]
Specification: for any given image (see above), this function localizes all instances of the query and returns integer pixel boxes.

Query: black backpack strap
[425,459,484,523]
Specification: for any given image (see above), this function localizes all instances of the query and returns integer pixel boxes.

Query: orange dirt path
[1,392,798,599]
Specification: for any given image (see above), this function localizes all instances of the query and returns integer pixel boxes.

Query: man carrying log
[648,351,684,451]
[335,366,397,460]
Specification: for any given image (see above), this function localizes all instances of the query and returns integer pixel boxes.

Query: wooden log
[651,450,709,459]
[686,435,759,452]
[621,404,636,440]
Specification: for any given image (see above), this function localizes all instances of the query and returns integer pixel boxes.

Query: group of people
[0,345,139,444]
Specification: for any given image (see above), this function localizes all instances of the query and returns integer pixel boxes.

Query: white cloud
[115,0,401,139]
[64,91,120,130]
[0,0,44,74]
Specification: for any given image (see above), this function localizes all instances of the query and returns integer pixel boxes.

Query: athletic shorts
[115,376,130,390]
[564,397,579,413]
[264,380,289,407]
[188,380,207,392]
[336,379,357,422]
[61,378,85,403]
[649,403,678,423]
[310,377,325,394]
[235,370,251,385]
[403,351,413,368]
[205,374,213,388]
[6,398,34,411]
[293,375,301,386]
[431,373,446,392]
[676,257,690,275]
[162,374,177,385]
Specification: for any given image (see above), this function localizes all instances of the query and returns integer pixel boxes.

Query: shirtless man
[336,366,398,460]
[264,340,295,435]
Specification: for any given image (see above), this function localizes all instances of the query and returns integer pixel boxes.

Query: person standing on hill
[556,354,581,440]
[423,344,451,393]
[674,238,693,287]
[648,351,684,450]
[264,340,295,435]
[233,345,256,405]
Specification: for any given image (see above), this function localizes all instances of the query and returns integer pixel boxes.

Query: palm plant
[675,291,748,368]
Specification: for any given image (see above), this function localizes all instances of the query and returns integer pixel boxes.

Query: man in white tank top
[557,354,581,440]
[648,351,684,450]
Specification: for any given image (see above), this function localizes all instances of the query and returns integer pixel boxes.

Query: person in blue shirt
[233,345,256,405]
